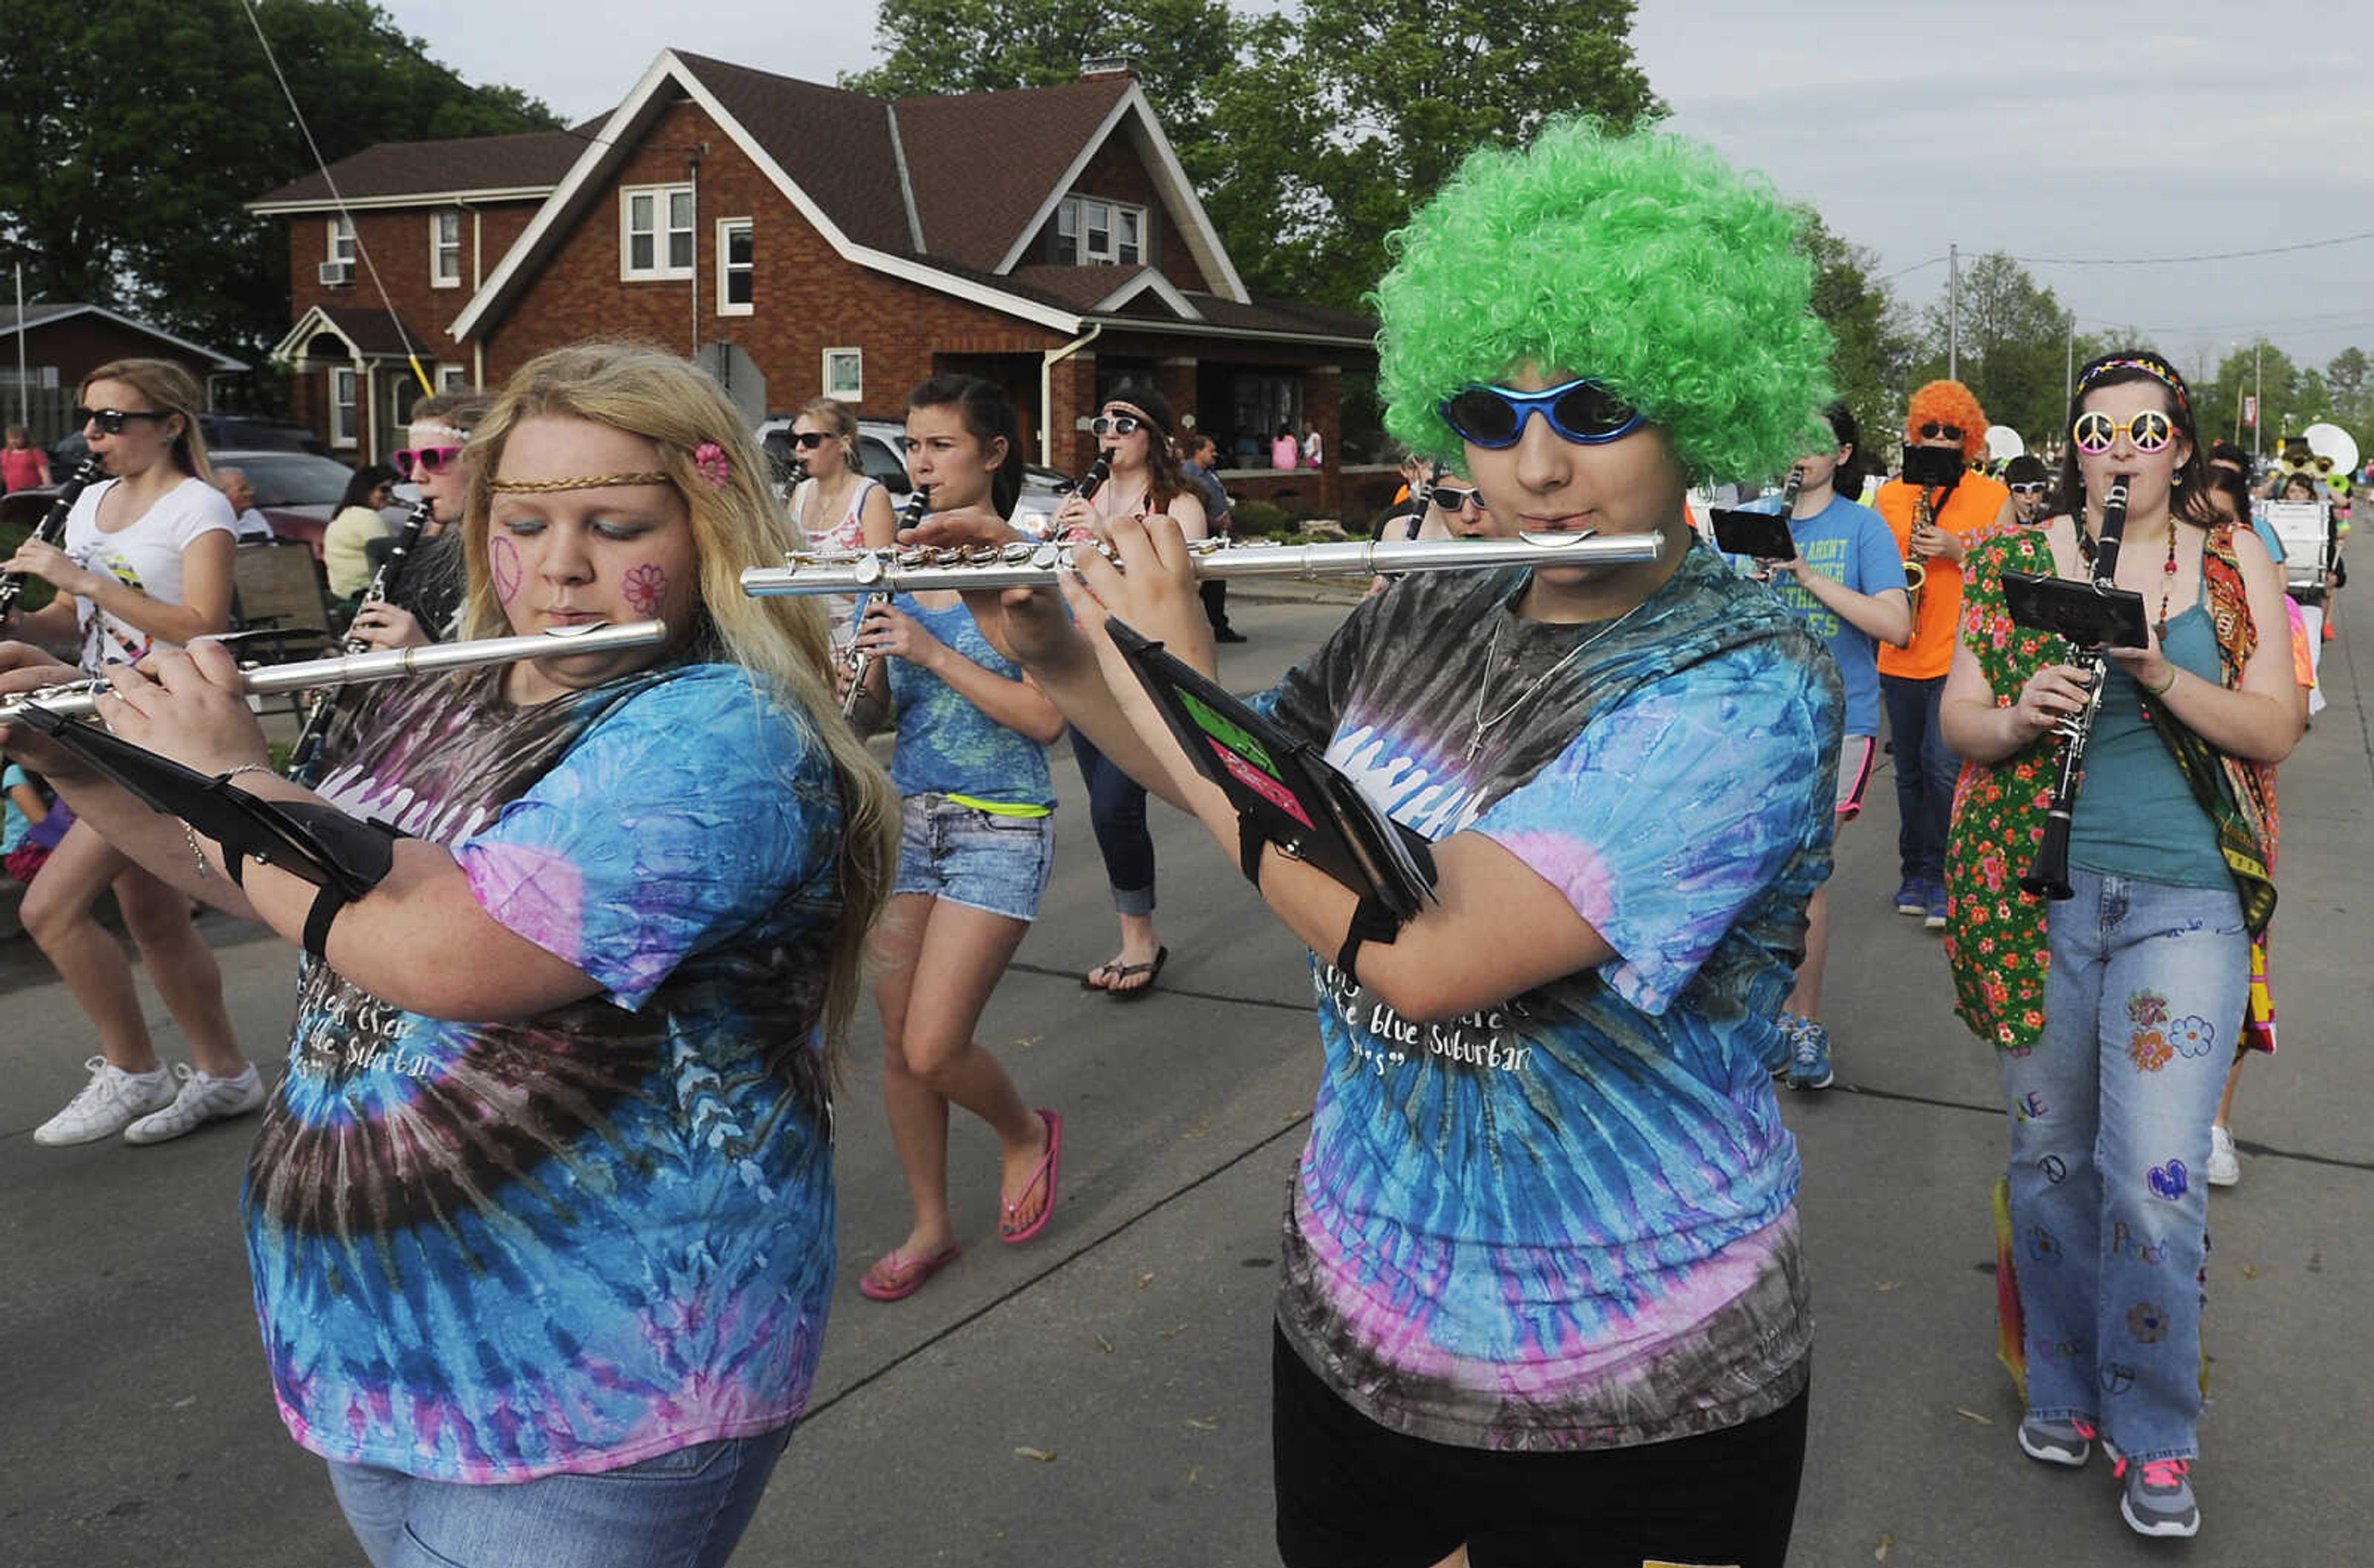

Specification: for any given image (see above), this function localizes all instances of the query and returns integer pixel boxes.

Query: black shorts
[1272,1326,1808,1568]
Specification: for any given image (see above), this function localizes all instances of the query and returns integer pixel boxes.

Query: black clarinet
[841,485,932,721]
[1402,462,1444,541]
[2020,475,2130,901]
[0,454,108,624]
[287,495,433,779]
[1074,449,1113,502]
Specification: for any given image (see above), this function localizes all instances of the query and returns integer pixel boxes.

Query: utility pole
[2253,339,2263,462]
[1947,243,1960,384]
[2065,310,2075,415]
[12,263,25,433]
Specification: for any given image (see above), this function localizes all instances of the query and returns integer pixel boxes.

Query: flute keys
[853,553,887,586]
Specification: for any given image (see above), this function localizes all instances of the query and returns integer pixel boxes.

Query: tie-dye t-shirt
[1254,546,1842,1451]
[885,593,1055,808]
[243,661,849,1483]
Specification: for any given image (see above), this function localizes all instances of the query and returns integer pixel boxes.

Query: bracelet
[183,821,213,880]
[2144,666,2179,697]
[219,763,278,784]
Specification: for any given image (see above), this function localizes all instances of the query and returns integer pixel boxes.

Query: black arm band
[304,884,349,959]
[1238,812,1267,887]
[1334,892,1403,989]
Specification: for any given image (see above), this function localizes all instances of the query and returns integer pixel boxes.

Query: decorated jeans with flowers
[2000,868,2246,1463]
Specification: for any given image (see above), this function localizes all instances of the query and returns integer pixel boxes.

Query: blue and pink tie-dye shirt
[244,663,848,1482]
[1254,546,1841,1450]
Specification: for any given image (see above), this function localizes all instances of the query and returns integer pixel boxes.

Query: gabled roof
[1,302,248,370]
[268,304,436,364]
[248,129,591,213]
[450,49,1267,345]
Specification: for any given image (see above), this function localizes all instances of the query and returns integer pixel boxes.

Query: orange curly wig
[1905,380,1988,461]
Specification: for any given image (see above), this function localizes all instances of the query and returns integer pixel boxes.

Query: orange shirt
[1873,471,2012,679]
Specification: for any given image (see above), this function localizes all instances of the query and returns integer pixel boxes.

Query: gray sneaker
[122,1064,266,1145]
[2117,1456,2200,1538]
[33,1057,176,1146]
[2017,1415,2095,1467]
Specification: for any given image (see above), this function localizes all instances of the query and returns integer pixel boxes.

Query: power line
[2008,229,2374,267]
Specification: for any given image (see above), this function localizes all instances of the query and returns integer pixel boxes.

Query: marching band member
[1873,381,2014,930]
[0,343,898,1566]
[1737,402,1910,1090]
[1,357,258,1148]
[346,390,490,650]
[1047,384,1207,999]
[843,375,1067,1300]
[1941,352,2296,1540]
[917,120,1840,1568]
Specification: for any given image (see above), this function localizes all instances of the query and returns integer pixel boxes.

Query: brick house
[248,49,1381,512]
[1,303,247,441]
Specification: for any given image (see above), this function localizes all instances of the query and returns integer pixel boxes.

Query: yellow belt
[945,792,1052,819]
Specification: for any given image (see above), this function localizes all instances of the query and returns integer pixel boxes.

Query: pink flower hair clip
[692,441,732,490]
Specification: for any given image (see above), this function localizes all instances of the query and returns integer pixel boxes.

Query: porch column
[1307,365,1342,514]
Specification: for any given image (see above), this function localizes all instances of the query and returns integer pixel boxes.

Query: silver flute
[745,531,1664,598]
[0,621,668,727]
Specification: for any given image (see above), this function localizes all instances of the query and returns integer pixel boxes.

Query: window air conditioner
[318,260,352,286]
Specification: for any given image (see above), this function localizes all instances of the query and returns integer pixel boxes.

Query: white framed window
[717,218,754,315]
[436,365,469,393]
[321,215,357,286]
[330,367,357,447]
[1052,195,1146,266]
[430,208,463,288]
[621,184,696,279]
[822,348,862,402]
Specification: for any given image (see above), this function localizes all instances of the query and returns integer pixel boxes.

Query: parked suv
[756,415,1071,536]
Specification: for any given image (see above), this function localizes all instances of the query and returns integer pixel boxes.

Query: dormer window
[1053,195,1146,267]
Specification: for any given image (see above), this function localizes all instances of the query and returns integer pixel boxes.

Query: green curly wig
[1374,120,1836,485]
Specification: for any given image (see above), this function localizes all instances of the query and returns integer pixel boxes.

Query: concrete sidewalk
[1,596,2367,1566]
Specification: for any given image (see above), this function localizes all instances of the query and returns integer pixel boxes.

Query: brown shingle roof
[1182,293,1377,342]
[250,129,590,208]
[1004,264,1153,310]
[307,305,437,358]
[671,53,914,255]
[891,77,1134,272]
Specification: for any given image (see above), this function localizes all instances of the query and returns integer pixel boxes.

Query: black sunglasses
[791,431,835,449]
[1917,422,1965,443]
[1430,484,1485,512]
[77,407,173,434]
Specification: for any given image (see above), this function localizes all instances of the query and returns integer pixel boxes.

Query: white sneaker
[33,1057,176,1146]
[122,1063,267,1146]
[2207,1124,2240,1187]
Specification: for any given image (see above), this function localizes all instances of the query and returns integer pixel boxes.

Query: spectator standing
[1270,423,1299,471]
[2,425,51,492]
[1180,431,1244,642]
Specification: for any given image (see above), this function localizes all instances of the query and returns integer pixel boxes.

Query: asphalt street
[1,585,2367,1567]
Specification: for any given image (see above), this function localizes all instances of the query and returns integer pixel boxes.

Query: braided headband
[485,442,731,496]
[2080,354,2191,415]
[487,471,670,494]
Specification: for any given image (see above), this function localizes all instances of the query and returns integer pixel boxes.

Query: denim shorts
[894,792,1055,922]
[325,1425,793,1568]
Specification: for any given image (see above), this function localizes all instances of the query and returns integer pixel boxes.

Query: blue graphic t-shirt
[244,663,848,1482]
[1735,493,1905,735]
[885,593,1055,808]
[1253,548,1842,1451]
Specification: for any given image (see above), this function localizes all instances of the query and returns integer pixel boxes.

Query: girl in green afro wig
[1375,118,1836,486]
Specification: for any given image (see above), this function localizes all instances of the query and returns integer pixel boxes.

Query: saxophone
[1899,485,1934,645]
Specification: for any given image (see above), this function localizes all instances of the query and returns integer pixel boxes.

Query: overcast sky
[386,0,2373,412]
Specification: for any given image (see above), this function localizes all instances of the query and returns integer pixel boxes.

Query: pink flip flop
[857,1241,961,1302]
[998,1109,1063,1244]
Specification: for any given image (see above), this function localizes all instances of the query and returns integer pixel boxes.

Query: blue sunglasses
[1438,378,1643,449]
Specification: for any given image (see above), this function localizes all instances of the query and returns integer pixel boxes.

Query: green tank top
[2066,596,2229,888]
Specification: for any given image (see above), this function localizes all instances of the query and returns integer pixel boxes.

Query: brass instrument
[746,531,1664,599]
[0,622,667,729]
[1899,484,1937,643]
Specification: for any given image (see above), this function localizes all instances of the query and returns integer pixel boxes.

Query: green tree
[848,0,1659,311]
[0,0,556,361]
[1794,208,1916,461]
[1908,252,2072,446]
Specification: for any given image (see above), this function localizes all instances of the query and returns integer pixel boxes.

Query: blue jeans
[2001,870,2245,1464]
[1069,726,1155,915]
[893,793,1055,922]
[1880,672,1958,882]
[325,1427,793,1568]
